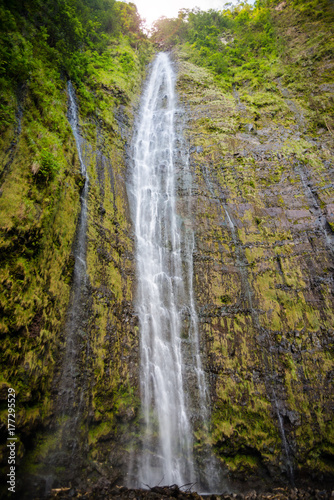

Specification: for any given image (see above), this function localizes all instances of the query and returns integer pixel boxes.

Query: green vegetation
[0,0,152,488]
[0,0,144,80]
[151,0,334,130]
[34,149,59,182]
[0,0,333,490]
[171,0,334,483]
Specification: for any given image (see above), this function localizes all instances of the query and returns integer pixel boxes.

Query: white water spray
[132,53,210,488]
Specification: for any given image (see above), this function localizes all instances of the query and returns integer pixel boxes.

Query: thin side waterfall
[59,81,89,413]
[131,53,210,488]
[31,82,90,497]
[67,82,89,285]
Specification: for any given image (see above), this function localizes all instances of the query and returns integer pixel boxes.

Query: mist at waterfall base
[128,53,221,492]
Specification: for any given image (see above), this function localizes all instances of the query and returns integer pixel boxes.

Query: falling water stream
[131,53,211,489]
[67,81,89,275]
[41,82,90,495]
[58,82,89,416]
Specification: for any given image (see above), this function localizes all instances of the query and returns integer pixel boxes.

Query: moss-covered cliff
[0,0,333,496]
[0,1,153,495]
[173,0,334,488]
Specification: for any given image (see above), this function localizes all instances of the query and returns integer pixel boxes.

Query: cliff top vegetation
[148,0,334,132]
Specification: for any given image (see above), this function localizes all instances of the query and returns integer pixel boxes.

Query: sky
[133,0,256,30]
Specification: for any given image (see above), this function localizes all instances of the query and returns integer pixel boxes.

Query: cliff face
[0,0,333,496]
[174,2,334,487]
[0,33,151,496]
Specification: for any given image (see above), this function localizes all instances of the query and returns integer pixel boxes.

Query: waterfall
[67,81,89,285]
[131,52,210,488]
[28,81,91,497]
[56,81,90,417]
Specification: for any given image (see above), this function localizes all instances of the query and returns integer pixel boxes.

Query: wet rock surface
[1,1,333,496]
[173,21,334,486]
[43,484,334,500]
[7,59,142,499]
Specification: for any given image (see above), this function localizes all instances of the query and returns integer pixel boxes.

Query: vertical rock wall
[175,49,334,488]
[0,40,151,497]
[0,7,333,492]
[19,96,141,496]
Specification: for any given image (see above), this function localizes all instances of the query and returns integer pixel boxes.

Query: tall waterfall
[132,53,210,488]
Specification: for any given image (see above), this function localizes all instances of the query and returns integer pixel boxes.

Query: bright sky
[133,0,255,30]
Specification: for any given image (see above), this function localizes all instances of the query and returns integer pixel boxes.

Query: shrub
[35,149,59,183]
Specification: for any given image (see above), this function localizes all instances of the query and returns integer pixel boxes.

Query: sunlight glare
[133,0,253,31]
